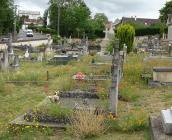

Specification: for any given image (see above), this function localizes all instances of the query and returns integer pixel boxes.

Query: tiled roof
[121,17,160,25]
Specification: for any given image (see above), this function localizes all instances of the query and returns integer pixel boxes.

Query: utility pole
[57,4,60,36]
[109,39,120,116]
[13,5,17,41]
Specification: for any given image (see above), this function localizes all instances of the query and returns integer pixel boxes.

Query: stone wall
[12,39,53,47]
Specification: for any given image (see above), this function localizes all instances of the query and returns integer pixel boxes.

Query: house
[18,10,43,26]
[114,16,160,29]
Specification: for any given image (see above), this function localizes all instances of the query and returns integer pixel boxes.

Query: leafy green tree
[43,9,49,27]
[116,24,135,53]
[160,0,172,23]
[48,0,90,37]
[94,13,108,31]
[0,0,14,34]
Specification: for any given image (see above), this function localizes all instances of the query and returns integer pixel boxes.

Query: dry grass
[69,109,106,138]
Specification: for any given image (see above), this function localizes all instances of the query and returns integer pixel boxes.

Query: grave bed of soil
[24,110,70,124]
[59,90,99,99]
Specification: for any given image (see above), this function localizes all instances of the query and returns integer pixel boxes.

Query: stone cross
[69,36,72,44]
[109,39,120,116]
[104,28,109,40]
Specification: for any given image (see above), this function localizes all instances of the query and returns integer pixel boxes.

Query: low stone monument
[0,44,9,70]
[12,55,19,70]
[161,108,172,134]
[153,67,172,83]
[24,48,30,59]
[150,107,172,140]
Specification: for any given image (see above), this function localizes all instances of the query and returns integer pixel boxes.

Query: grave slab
[150,116,172,140]
[9,115,66,129]
[161,109,172,134]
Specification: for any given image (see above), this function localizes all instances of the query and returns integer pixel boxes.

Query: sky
[15,0,167,21]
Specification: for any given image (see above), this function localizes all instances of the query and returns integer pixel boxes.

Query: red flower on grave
[75,72,86,80]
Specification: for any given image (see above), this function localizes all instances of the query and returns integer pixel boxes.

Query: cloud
[15,0,167,21]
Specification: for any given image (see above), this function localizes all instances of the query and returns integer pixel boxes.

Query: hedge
[135,27,168,36]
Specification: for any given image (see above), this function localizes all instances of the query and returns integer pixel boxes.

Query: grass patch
[119,83,140,102]
[106,108,148,132]
[35,99,72,118]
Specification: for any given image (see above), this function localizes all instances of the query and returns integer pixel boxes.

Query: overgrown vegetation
[34,99,72,118]
[106,109,148,132]
[116,24,135,53]
[68,109,105,138]
[1,54,172,139]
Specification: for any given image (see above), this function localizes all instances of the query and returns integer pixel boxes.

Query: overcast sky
[15,0,167,21]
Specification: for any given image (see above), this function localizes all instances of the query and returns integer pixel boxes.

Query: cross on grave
[103,28,109,40]
[109,39,120,116]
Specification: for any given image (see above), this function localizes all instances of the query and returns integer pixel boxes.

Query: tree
[94,13,108,31]
[0,0,14,34]
[116,24,135,53]
[48,0,90,37]
[43,9,49,27]
[160,0,172,23]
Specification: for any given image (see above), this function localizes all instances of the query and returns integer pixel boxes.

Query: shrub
[68,109,105,138]
[106,109,148,132]
[116,24,135,53]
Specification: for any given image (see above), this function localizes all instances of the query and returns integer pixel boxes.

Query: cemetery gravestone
[24,48,30,59]
[12,55,19,69]
[109,39,120,116]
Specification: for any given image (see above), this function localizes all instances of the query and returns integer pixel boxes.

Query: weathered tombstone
[12,55,19,70]
[48,35,52,50]
[161,107,172,134]
[153,67,172,83]
[83,36,88,55]
[37,53,43,62]
[69,36,72,44]
[104,28,109,40]
[109,39,120,116]
[0,50,9,71]
[24,48,30,59]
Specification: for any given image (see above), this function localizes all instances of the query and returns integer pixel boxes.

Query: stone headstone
[24,48,30,58]
[69,36,72,44]
[0,50,9,70]
[104,28,109,40]
[161,108,172,134]
[37,53,43,62]
[12,55,19,69]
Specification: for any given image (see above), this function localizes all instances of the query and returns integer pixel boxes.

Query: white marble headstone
[161,108,172,134]
[24,49,30,58]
